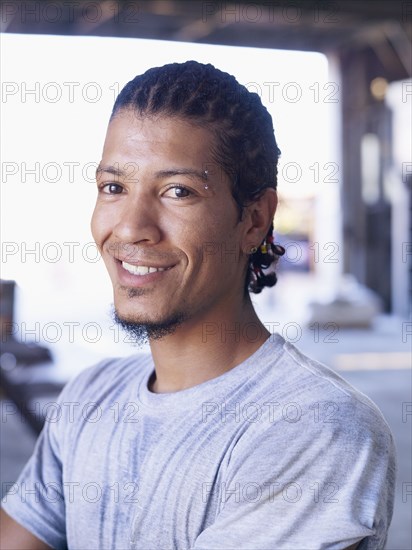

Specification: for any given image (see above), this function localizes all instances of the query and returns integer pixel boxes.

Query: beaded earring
[250,235,285,258]
[258,234,285,258]
[248,231,285,293]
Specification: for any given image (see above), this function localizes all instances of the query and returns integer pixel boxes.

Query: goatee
[111,306,187,347]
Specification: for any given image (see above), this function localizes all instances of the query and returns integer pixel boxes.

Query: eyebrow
[96,165,207,182]
[95,165,125,178]
[154,169,207,181]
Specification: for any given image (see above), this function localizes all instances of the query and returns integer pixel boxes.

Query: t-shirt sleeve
[1,362,106,549]
[193,398,396,550]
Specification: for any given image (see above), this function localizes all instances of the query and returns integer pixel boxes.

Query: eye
[99,183,123,194]
[163,185,193,199]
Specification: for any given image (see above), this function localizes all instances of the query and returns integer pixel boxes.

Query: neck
[148,296,269,393]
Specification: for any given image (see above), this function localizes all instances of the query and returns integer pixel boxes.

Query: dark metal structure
[1,1,410,62]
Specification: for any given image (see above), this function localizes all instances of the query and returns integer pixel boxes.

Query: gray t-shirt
[2,333,396,549]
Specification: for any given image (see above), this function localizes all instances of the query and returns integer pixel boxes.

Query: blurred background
[1,1,411,547]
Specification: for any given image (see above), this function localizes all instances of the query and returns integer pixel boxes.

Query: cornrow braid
[111,60,283,294]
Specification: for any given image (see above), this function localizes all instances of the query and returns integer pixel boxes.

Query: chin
[111,305,188,344]
[114,300,166,326]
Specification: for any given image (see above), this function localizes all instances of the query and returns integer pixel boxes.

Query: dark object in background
[0,279,61,434]
[1,339,52,365]
[0,279,52,364]
[0,279,15,342]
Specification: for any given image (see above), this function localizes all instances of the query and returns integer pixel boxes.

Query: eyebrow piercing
[204,170,209,190]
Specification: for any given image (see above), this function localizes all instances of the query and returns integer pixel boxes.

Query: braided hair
[111,60,284,294]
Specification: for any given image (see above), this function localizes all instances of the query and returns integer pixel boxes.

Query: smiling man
[1,61,395,549]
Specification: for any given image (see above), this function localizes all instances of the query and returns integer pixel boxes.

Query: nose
[112,193,162,246]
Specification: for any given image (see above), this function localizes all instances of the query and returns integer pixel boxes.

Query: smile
[122,261,168,275]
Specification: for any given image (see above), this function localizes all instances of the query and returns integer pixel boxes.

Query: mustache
[105,242,182,263]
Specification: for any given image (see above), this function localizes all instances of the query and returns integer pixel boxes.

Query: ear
[241,188,278,252]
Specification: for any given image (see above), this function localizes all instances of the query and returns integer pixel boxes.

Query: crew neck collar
[137,332,285,411]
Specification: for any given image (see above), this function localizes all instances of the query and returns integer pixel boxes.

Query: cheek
[184,218,242,275]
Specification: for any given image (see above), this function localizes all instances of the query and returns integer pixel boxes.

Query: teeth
[122,261,166,275]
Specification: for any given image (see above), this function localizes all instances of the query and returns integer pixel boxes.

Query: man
[1,61,395,549]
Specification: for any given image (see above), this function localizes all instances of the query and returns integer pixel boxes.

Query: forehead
[102,111,217,169]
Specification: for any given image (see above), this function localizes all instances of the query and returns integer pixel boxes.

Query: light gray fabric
[2,333,396,549]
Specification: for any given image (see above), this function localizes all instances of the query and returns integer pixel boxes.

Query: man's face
[91,111,251,333]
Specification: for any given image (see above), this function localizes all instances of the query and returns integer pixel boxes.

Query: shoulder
[224,339,396,546]
[56,352,153,404]
[41,352,153,453]
[261,334,393,426]
[235,334,396,475]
